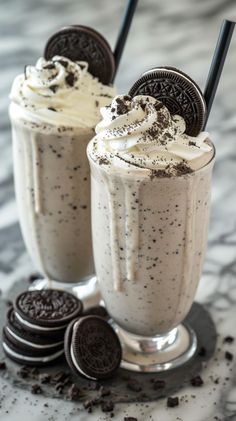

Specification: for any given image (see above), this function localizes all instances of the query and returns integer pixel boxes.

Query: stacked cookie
[2,290,83,366]
[2,289,122,380]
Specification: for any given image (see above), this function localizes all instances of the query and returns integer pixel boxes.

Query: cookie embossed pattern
[44,25,115,84]
[129,67,206,136]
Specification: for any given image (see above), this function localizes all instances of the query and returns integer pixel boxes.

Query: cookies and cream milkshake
[10,56,115,284]
[87,94,215,336]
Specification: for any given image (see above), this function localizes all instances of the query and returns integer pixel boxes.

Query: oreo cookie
[3,327,63,357]
[2,329,64,367]
[129,67,206,136]
[44,25,115,84]
[64,316,122,380]
[14,290,83,336]
[5,308,64,352]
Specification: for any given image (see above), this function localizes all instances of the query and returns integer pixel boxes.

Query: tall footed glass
[11,121,97,299]
[9,56,115,300]
[88,136,215,372]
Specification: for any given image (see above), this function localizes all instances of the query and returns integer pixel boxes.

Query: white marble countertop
[1,0,236,419]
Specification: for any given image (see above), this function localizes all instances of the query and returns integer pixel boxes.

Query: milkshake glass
[10,56,115,298]
[87,95,215,371]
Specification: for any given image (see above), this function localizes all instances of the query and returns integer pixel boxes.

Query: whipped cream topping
[91,95,213,175]
[10,56,116,128]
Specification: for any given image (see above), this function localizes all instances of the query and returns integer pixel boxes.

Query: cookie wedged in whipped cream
[9,56,116,128]
[88,94,214,176]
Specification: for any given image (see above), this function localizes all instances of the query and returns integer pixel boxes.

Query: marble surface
[1,0,236,420]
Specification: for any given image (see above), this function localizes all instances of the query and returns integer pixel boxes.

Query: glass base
[113,323,197,373]
[28,275,100,306]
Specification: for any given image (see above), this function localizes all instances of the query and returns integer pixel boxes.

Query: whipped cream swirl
[10,56,115,128]
[92,95,213,174]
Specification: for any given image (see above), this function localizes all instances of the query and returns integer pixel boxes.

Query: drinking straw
[203,19,235,128]
[112,0,139,82]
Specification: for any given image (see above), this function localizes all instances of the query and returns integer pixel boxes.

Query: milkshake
[87,94,215,370]
[10,56,115,288]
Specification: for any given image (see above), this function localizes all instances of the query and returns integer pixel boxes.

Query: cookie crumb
[124,417,138,421]
[0,362,6,370]
[39,373,51,384]
[152,379,166,390]
[67,384,80,401]
[225,351,233,361]
[224,336,234,344]
[31,384,42,394]
[191,375,204,387]
[198,346,207,357]
[83,399,93,413]
[127,379,142,392]
[167,396,179,407]
[101,400,114,413]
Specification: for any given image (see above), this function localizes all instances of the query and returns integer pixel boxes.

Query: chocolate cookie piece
[190,375,204,387]
[124,418,138,421]
[167,396,179,407]
[44,25,115,84]
[14,290,83,335]
[64,316,122,380]
[31,384,42,394]
[4,308,64,353]
[2,329,64,367]
[152,379,166,390]
[225,351,234,361]
[198,346,207,357]
[224,336,234,344]
[0,361,6,370]
[67,383,81,401]
[129,66,206,136]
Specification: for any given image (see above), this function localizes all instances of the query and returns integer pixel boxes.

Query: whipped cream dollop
[10,56,116,128]
[91,95,213,175]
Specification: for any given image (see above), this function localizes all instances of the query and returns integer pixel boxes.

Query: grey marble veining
[0,0,236,420]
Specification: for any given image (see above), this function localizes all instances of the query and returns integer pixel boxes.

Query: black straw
[112,0,138,82]
[203,19,235,128]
